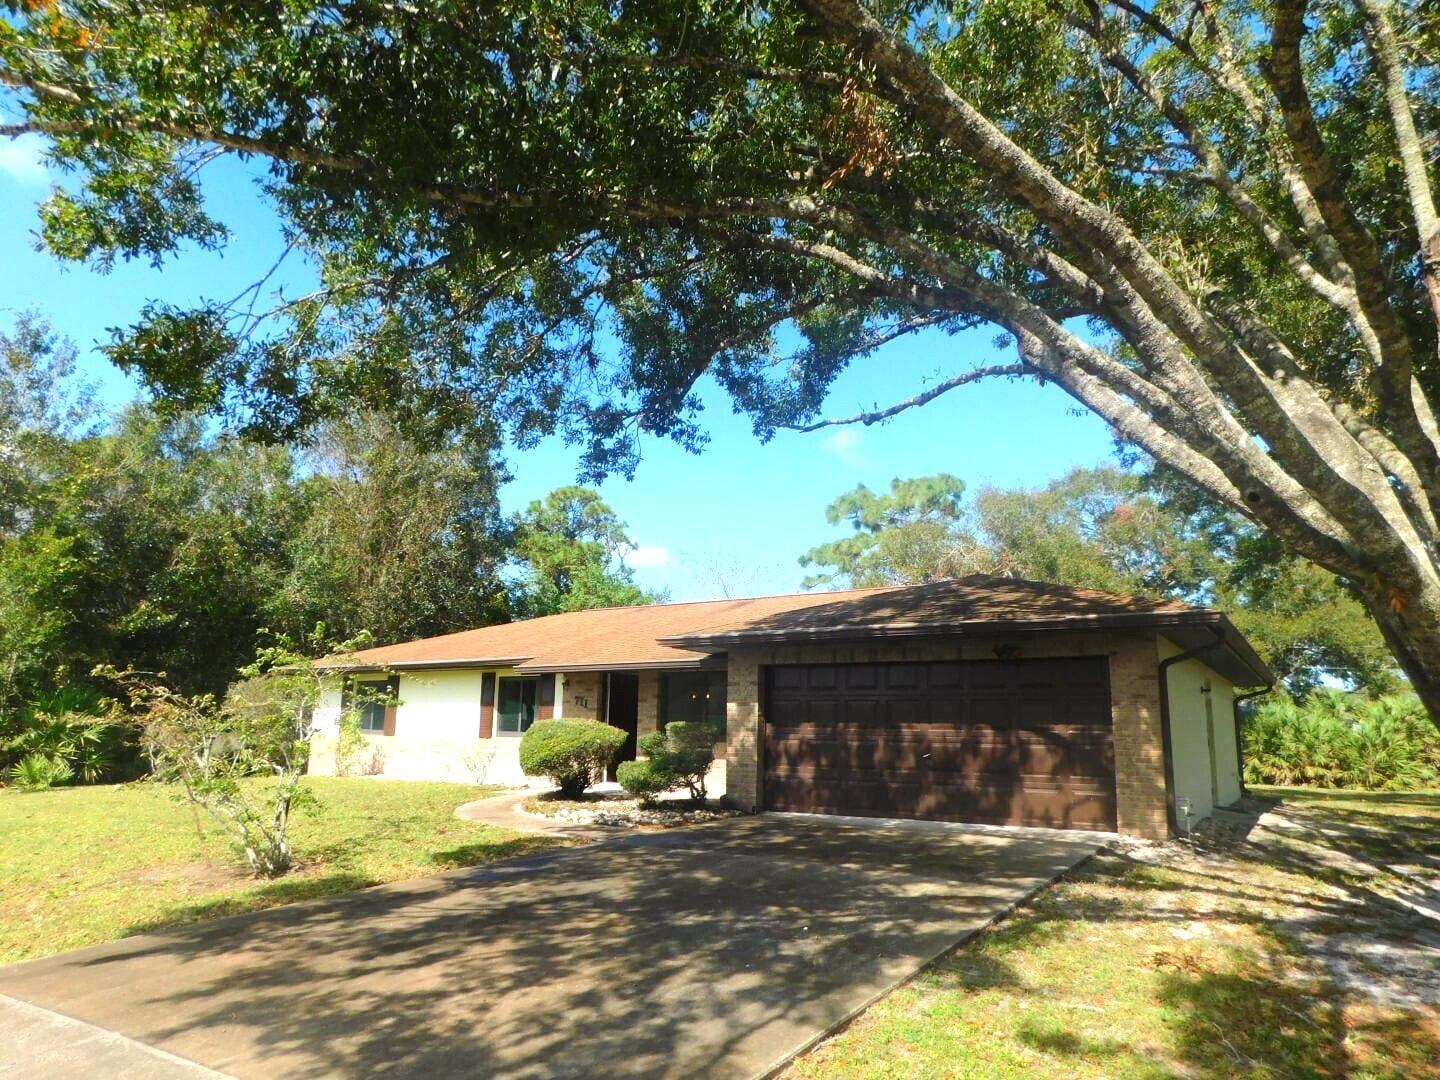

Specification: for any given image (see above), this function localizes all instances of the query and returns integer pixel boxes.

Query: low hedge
[518,719,627,798]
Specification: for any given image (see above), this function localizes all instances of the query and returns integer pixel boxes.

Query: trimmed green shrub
[618,720,722,803]
[1243,691,1440,790]
[616,758,671,805]
[519,719,627,798]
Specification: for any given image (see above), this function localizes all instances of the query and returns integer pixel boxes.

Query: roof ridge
[947,572,1195,610]
[561,582,903,615]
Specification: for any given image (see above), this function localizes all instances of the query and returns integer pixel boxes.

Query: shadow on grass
[1249,786,1440,807]
[426,834,560,870]
[894,797,1440,1079]
[1157,967,1347,1077]
[124,872,383,938]
[1014,1016,1132,1061]
[121,835,563,941]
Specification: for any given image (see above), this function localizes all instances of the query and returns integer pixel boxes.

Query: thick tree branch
[1264,0,1434,455]
[787,363,1027,431]
[1357,0,1440,331]
[739,198,1363,570]
[802,0,1434,577]
[1063,7,1361,320]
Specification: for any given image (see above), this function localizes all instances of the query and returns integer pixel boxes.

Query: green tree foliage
[508,486,659,617]
[0,317,521,723]
[803,468,1206,593]
[276,416,510,644]
[803,468,1397,693]
[6,0,1440,716]
[101,630,358,877]
[800,475,968,588]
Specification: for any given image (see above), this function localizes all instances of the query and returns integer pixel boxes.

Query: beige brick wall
[724,653,762,809]
[637,669,661,738]
[561,671,603,721]
[722,632,1170,839]
[1108,635,1168,839]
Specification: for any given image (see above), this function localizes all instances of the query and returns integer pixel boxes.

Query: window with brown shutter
[479,672,496,738]
[382,674,399,736]
[350,677,393,734]
[497,676,540,734]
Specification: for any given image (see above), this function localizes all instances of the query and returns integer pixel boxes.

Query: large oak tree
[3,1,1439,712]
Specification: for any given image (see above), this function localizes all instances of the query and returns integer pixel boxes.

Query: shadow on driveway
[0,816,1101,1079]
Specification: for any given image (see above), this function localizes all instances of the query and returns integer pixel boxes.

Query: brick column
[1109,635,1169,839]
[724,651,762,811]
[636,669,661,738]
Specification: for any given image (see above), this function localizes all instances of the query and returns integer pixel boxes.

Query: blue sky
[0,136,1119,601]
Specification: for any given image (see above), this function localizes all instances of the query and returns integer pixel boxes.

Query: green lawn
[0,778,556,964]
[789,788,1440,1080]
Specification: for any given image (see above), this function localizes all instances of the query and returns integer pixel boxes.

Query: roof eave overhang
[514,656,722,674]
[314,656,532,673]
[664,610,1275,688]
[1161,617,1275,688]
[315,655,724,675]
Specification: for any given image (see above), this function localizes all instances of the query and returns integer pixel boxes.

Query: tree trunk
[1357,585,1440,722]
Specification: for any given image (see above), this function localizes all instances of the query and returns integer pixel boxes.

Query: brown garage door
[764,658,1116,830]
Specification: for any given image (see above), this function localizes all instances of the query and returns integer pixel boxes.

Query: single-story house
[311,575,1273,838]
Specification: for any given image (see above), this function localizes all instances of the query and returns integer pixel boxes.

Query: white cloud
[819,427,866,465]
[0,134,50,187]
[627,544,672,568]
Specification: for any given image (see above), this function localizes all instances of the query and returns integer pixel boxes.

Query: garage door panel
[764,659,1116,830]
[767,771,1117,829]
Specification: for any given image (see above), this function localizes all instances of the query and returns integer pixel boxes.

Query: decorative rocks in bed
[520,792,740,829]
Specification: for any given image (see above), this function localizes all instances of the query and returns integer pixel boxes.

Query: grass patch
[0,777,557,963]
[788,789,1440,1080]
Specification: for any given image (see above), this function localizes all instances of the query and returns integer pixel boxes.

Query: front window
[498,676,540,734]
[352,679,391,733]
[662,670,727,728]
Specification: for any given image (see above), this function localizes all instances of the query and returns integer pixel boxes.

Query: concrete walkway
[454,789,611,839]
[0,993,230,1079]
[0,815,1103,1079]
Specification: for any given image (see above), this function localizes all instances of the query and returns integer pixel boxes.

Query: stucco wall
[723,631,1171,839]
[1159,638,1242,828]
[310,666,568,787]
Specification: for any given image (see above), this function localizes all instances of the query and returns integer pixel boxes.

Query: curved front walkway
[454,789,611,840]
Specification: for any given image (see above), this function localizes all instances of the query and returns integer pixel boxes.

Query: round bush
[518,719,627,798]
[616,758,672,805]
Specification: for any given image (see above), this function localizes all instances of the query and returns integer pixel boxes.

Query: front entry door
[605,672,640,782]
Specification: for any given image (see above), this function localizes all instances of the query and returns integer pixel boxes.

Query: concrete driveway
[0,815,1103,1080]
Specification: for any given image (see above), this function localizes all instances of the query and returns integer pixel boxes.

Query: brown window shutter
[382,675,399,736]
[479,672,496,738]
[537,673,556,720]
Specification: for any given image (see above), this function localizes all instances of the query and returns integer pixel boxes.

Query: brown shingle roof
[328,575,1224,673]
[332,585,902,672]
[663,574,1200,646]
